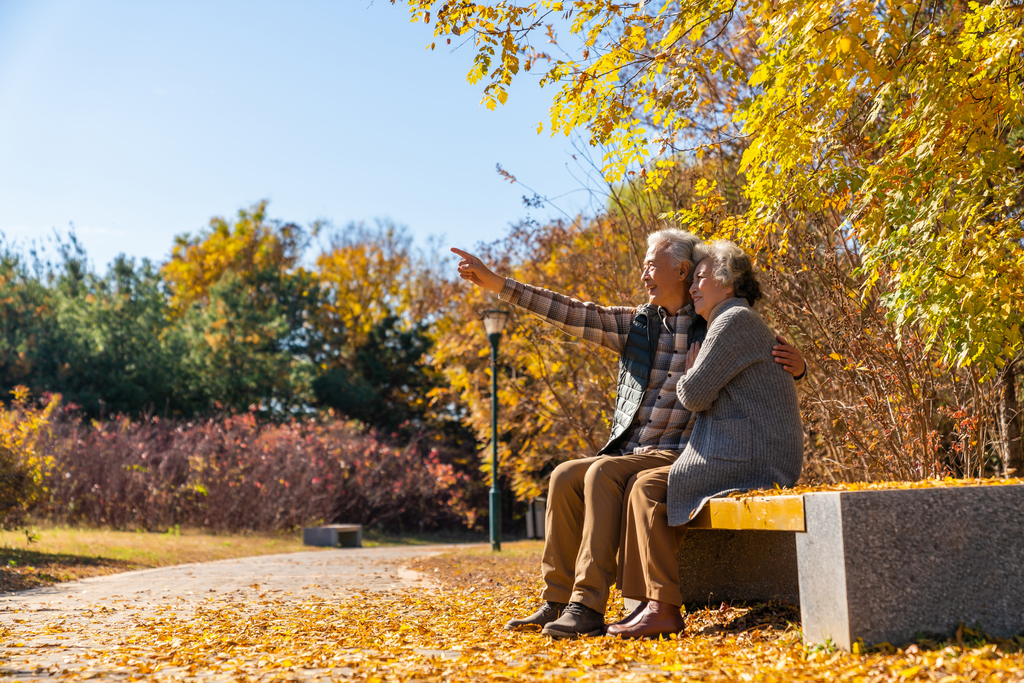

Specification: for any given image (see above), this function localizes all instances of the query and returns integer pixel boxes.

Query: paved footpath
[0,545,463,680]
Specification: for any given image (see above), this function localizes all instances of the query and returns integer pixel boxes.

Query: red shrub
[34,409,482,533]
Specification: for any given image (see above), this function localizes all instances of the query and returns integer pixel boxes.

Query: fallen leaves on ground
[2,543,1023,681]
[736,477,1024,498]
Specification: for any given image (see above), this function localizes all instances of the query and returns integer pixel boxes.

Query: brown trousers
[616,465,688,607]
[541,450,678,614]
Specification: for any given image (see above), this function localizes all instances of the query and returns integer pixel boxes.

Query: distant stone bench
[303,524,363,548]
[663,483,1024,650]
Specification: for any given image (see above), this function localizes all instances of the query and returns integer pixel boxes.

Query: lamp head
[481,308,510,337]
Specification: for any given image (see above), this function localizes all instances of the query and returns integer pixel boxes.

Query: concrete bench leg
[624,529,800,614]
[797,488,1024,650]
[677,529,800,607]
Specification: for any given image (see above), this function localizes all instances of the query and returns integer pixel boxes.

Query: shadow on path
[0,547,137,594]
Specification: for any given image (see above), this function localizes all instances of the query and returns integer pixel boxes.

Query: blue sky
[0,0,597,270]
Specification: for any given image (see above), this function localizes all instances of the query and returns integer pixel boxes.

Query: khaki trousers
[541,450,679,614]
[617,465,688,607]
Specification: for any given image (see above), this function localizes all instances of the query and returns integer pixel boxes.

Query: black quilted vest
[597,305,707,456]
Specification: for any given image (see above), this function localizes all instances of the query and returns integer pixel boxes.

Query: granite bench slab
[303,524,363,548]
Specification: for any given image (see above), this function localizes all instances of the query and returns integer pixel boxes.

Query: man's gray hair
[647,228,703,274]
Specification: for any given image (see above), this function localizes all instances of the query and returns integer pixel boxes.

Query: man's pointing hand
[451,248,505,294]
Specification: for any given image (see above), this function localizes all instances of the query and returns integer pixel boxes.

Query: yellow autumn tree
[161,201,318,414]
[314,221,415,354]
[312,222,464,435]
[399,0,1022,375]
[162,200,310,311]
[401,0,1023,479]
[0,387,59,528]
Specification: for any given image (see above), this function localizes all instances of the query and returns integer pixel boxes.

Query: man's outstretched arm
[451,247,636,353]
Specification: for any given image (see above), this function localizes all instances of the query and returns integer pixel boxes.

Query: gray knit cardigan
[666,297,803,526]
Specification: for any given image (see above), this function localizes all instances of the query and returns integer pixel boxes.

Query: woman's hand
[451,248,505,294]
[772,335,806,378]
[685,341,701,372]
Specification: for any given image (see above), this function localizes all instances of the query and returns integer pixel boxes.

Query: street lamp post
[481,308,510,552]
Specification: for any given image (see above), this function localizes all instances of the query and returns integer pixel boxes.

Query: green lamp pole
[481,308,510,552]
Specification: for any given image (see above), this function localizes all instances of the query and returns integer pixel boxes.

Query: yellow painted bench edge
[688,495,805,532]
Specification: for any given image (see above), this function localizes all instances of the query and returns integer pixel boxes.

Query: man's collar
[661,302,694,317]
[637,302,694,317]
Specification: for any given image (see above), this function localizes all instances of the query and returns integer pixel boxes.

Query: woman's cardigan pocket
[707,417,751,462]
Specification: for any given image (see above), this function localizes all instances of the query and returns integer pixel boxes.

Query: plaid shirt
[500,279,697,454]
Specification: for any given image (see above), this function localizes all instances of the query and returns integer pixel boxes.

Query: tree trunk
[997,359,1023,477]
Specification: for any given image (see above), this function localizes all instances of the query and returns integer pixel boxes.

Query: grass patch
[0,525,313,593]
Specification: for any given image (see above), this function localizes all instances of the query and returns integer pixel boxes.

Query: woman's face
[690,258,735,319]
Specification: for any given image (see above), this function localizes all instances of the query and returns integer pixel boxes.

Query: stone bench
[302,524,363,548]
[660,484,1024,650]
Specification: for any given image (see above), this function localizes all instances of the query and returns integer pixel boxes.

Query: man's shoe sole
[541,626,605,639]
[610,630,682,640]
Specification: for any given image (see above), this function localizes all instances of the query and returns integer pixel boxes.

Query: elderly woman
[607,240,804,639]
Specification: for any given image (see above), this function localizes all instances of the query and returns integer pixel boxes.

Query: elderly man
[451,229,804,639]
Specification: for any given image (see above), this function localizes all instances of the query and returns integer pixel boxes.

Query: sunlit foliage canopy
[400,0,1024,377]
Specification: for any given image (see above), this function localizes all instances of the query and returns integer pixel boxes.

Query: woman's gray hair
[695,240,763,306]
[647,228,703,274]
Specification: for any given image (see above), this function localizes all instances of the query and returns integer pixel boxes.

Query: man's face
[641,243,689,310]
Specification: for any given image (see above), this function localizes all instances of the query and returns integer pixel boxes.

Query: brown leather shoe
[504,601,567,631]
[541,602,606,639]
[607,600,684,639]
[609,601,648,629]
